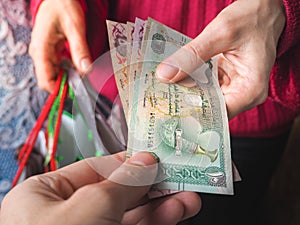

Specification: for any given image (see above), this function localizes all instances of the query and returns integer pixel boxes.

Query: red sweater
[30,0,300,138]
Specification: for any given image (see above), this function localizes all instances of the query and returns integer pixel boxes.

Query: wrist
[260,0,286,45]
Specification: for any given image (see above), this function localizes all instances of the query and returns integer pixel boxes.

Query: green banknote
[128,18,233,195]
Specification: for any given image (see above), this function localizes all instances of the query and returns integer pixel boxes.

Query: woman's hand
[156,0,286,119]
[29,0,92,92]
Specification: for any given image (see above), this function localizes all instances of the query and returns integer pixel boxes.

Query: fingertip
[65,28,92,75]
[156,62,180,81]
[34,65,58,93]
[127,151,160,167]
[48,82,57,94]
[36,73,55,94]
[108,152,159,187]
[37,79,56,93]
[79,57,93,75]
[164,192,201,222]
[180,192,202,219]
[143,192,201,225]
[65,29,92,75]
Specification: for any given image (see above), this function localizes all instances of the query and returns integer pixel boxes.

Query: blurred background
[264,116,300,225]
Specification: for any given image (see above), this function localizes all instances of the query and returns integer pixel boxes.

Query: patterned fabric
[0,0,47,203]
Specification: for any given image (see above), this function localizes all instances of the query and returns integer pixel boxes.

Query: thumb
[66,152,159,224]
[61,3,92,75]
[107,151,159,208]
[156,13,231,83]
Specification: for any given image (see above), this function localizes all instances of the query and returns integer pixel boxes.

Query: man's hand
[0,152,201,225]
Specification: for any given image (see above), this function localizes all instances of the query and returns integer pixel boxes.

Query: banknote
[126,21,135,65]
[127,18,233,194]
[127,18,146,120]
[106,20,129,120]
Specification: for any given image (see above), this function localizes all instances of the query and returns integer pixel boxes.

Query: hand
[156,0,286,119]
[29,0,92,92]
[0,152,201,225]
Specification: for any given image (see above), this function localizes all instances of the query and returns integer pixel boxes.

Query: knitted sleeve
[277,0,300,56]
[269,0,300,113]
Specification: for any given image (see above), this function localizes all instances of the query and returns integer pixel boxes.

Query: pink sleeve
[277,0,300,56]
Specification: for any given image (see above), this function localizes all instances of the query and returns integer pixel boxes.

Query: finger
[60,2,92,75]
[217,55,269,119]
[30,45,61,93]
[156,10,236,83]
[105,151,159,208]
[65,152,159,224]
[32,59,57,93]
[29,10,62,92]
[23,151,126,200]
[123,192,201,225]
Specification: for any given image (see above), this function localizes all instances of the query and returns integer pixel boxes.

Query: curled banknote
[127,18,233,194]
[108,18,233,195]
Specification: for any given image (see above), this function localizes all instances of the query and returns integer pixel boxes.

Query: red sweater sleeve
[277,0,300,56]
[268,0,300,112]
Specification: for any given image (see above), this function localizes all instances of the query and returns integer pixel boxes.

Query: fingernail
[109,152,159,186]
[80,57,92,72]
[127,152,160,166]
[156,62,180,81]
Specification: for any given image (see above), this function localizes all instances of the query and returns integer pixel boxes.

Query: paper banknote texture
[108,18,233,195]
[107,20,129,120]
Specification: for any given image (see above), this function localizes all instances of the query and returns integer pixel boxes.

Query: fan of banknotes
[106,18,234,195]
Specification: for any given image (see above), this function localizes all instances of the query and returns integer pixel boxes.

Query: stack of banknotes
[106,18,234,195]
